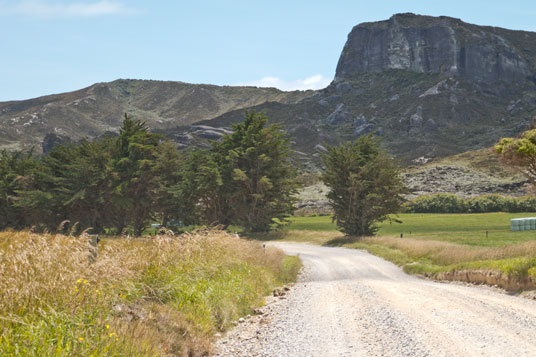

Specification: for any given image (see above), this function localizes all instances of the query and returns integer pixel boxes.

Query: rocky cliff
[195,14,536,166]
[1,14,536,170]
[336,13,535,84]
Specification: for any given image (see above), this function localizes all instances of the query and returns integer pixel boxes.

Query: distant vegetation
[0,111,298,235]
[495,121,536,187]
[262,213,536,291]
[0,230,300,355]
[406,193,536,213]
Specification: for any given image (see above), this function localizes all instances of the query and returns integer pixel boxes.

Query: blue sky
[1,0,535,101]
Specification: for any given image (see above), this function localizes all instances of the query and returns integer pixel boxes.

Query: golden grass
[360,236,536,266]
[0,230,300,356]
[250,229,342,245]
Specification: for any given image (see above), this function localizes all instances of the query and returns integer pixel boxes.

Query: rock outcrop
[42,133,71,154]
[2,13,536,171]
[335,13,534,84]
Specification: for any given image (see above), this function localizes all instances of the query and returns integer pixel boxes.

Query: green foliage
[321,135,407,236]
[0,112,299,235]
[406,193,536,214]
[406,193,466,213]
[495,119,536,185]
[174,111,299,232]
[152,141,183,227]
[210,111,299,232]
[0,149,39,229]
[111,114,162,235]
[467,195,512,213]
[171,148,224,226]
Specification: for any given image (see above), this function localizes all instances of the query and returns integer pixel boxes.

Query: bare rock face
[42,133,71,154]
[335,13,533,84]
[325,104,353,124]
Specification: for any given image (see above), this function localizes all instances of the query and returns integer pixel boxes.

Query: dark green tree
[210,111,299,232]
[14,143,77,229]
[172,149,223,226]
[322,135,407,237]
[152,141,183,227]
[111,114,162,236]
[13,138,115,232]
[0,150,39,229]
[62,138,115,233]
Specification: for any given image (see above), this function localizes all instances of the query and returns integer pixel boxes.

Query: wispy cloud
[238,74,331,91]
[0,0,140,18]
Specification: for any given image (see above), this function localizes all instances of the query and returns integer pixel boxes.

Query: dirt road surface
[215,242,536,357]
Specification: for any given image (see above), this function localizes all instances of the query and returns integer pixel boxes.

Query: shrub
[466,194,513,213]
[514,196,536,212]
[406,194,466,213]
[407,194,536,213]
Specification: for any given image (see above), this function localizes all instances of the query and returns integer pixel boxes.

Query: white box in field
[510,217,536,231]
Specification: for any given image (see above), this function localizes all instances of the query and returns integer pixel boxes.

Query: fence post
[88,234,100,263]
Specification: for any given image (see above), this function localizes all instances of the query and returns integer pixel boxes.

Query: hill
[181,14,536,166]
[2,13,536,167]
[0,79,312,152]
[296,147,530,214]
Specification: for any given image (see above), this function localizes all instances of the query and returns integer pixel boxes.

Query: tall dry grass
[0,230,299,356]
[361,236,536,265]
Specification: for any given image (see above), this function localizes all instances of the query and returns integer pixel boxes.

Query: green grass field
[261,213,536,290]
[284,213,536,247]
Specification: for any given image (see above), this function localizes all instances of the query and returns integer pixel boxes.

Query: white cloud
[238,74,331,91]
[0,0,140,18]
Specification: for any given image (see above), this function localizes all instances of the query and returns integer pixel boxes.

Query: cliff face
[2,13,536,169]
[335,13,535,84]
[196,15,536,167]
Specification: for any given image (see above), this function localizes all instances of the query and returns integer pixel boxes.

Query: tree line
[4,110,535,238]
[1,110,410,237]
[405,193,536,214]
[0,112,299,235]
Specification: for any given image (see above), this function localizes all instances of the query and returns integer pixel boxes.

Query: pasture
[283,213,536,247]
[257,213,536,289]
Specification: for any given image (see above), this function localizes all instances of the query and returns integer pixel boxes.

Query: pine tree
[210,111,299,232]
[152,141,183,227]
[171,149,223,226]
[0,150,38,229]
[62,138,115,233]
[322,135,407,237]
[111,114,161,236]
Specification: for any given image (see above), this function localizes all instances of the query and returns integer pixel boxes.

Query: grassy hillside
[413,147,520,179]
[184,69,536,166]
[0,230,300,356]
[0,79,313,152]
[403,147,529,197]
[296,147,529,215]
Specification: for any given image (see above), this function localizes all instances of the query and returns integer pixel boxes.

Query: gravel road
[214,242,536,357]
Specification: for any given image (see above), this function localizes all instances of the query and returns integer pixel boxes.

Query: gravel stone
[214,243,536,356]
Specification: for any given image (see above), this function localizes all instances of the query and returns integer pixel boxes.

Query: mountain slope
[0,79,312,152]
[2,13,536,167]
[172,13,536,165]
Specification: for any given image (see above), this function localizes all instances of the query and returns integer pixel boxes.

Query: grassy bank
[257,213,536,290]
[0,230,300,356]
